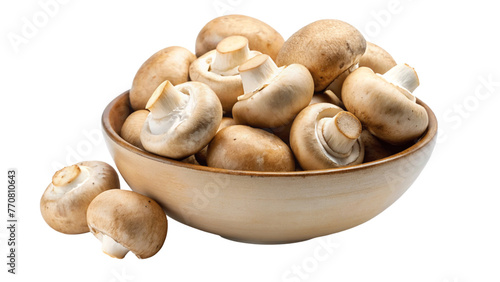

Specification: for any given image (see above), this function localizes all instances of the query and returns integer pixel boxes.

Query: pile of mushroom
[40,161,168,259]
[41,14,431,260]
[118,15,429,171]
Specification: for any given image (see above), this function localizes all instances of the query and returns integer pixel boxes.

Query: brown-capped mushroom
[276,19,366,91]
[358,41,397,74]
[140,80,222,159]
[290,103,364,170]
[189,35,260,113]
[87,189,168,259]
[232,54,314,128]
[130,46,196,110]
[342,64,428,145]
[120,109,149,150]
[207,125,295,172]
[40,161,119,234]
[195,14,284,61]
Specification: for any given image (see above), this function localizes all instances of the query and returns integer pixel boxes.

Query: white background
[1,0,499,281]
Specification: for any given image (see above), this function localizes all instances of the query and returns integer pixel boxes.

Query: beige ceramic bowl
[102,91,437,244]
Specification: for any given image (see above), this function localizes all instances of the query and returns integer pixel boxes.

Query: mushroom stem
[238,54,280,99]
[146,80,189,120]
[101,234,130,259]
[319,111,362,158]
[382,63,419,101]
[51,165,90,194]
[211,36,251,76]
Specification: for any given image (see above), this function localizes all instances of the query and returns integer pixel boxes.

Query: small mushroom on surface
[232,54,314,128]
[290,103,364,170]
[195,14,284,61]
[358,42,397,74]
[120,109,149,150]
[276,19,366,92]
[130,46,196,110]
[310,89,345,109]
[40,161,120,234]
[140,80,222,159]
[189,35,260,113]
[195,117,238,166]
[207,125,295,172]
[87,189,168,259]
[342,64,428,145]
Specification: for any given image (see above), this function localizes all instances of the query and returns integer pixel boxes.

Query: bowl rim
[102,90,437,177]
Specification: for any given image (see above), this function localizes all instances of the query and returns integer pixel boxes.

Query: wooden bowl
[102,91,437,244]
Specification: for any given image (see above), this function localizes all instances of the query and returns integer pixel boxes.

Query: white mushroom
[290,103,364,170]
[207,125,295,172]
[40,161,120,234]
[232,54,314,128]
[130,46,196,110]
[342,64,428,145]
[195,14,284,61]
[120,109,149,150]
[189,35,261,113]
[140,80,222,159]
[87,189,168,259]
[276,19,366,91]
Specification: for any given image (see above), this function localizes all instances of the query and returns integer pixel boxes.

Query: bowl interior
[102,91,437,176]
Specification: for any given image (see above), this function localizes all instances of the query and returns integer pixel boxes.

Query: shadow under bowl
[102,91,437,244]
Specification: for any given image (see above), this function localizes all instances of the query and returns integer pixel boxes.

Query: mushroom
[40,161,120,234]
[342,64,429,145]
[140,80,222,159]
[207,125,295,172]
[195,14,284,61]
[195,117,238,166]
[87,189,168,259]
[358,42,397,74]
[276,19,366,91]
[189,35,261,113]
[130,46,196,110]
[290,103,364,170]
[120,109,149,150]
[232,54,314,128]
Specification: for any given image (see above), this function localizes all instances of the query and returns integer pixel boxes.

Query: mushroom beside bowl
[102,91,437,244]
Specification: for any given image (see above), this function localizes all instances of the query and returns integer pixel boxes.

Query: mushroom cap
[358,42,397,74]
[140,81,223,159]
[276,19,366,91]
[342,67,429,145]
[87,189,168,259]
[189,49,260,113]
[207,125,295,172]
[120,110,149,150]
[130,46,196,110]
[40,161,120,234]
[290,103,364,170]
[232,62,314,128]
[195,14,284,61]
